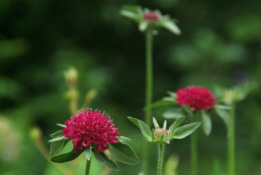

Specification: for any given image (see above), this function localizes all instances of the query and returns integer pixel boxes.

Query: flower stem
[191,114,198,175]
[228,104,235,175]
[85,158,91,175]
[142,25,153,175]
[156,143,165,175]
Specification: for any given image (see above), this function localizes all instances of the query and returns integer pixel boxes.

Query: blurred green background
[0,0,260,174]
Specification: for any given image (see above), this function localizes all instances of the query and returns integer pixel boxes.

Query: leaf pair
[49,129,139,171]
[128,116,201,143]
[120,6,181,35]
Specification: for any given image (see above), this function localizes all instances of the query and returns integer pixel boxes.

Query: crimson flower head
[62,108,120,153]
[176,86,217,112]
[142,11,159,22]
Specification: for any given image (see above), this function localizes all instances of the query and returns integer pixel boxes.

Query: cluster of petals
[176,86,217,112]
[142,11,159,22]
[62,109,120,153]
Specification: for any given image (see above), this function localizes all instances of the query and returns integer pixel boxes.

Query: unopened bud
[64,67,78,88]
[223,90,236,105]
[30,127,42,142]
[154,129,168,139]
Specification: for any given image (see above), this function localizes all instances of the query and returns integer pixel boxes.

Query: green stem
[142,25,153,175]
[156,143,165,175]
[85,158,91,175]
[228,104,235,175]
[191,114,197,175]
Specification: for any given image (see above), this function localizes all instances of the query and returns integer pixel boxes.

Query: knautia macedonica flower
[176,86,217,112]
[62,108,120,153]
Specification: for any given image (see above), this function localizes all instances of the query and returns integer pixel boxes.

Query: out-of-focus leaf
[50,130,63,138]
[84,146,92,161]
[163,109,183,119]
[201,111,212,136]
[215,108,231,136]
[48,136,68,143]
[159,20,181,35]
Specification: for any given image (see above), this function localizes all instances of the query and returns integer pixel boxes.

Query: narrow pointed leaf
[49,136,68,143]
[163,120,167,129]
[109,143,139,165]
[128,117,152,141]
[120,6,142,23]
[168,116,185,136]
[85,146,92,161]
[171,122,201,139]
[201,111,212,136]
[93,148,119,171]
[57,123,66,128]
[159,20,181,35]
[182,106,193,117]
[50,130,63,138]
[214,105,231,110]
[139,22,148,32]
[153,117,160,128]
[117,136,131,144]
[50,148,83,163]
[163,109,183,119]
[167,91,177,99]
[215,108,231,136]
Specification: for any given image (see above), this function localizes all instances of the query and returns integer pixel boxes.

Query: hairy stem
[156,143,165,175]
[85,158,92,175]
[142,25,153,175]
[191,114,198,175]
[228,104,235,175]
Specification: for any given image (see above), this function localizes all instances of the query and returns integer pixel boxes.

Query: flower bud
[30,127,42,142]
[154,129,168,140]
[64,67,78,88]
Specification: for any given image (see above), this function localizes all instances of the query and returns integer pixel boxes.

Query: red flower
[62,109,120,153]
[176,86,217,112]
[143,11,159,22]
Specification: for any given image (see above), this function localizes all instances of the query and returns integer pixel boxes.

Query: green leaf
[117,136,131,144]
[168,116,185,136]
[215,108,231,136]
[48,136,68,143]
[120,6,142,23]
[153,117,160,128]
[163,120,167,129]
[56,123,66,128]
[167,91,177,99]
[93,148,119,171]
[182,106,193,117]
[50,140,69,157]
[201,111,212,136]
[85,146,92,161]
[159,20,181,35]
[214,105,231,110]
[109,143,140,165]
[50,148,83,163]
[163,109,183,119]
[171,122,201,140]
[139,22,148,32]
[128,117,152,141]
[50,130,63,138]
